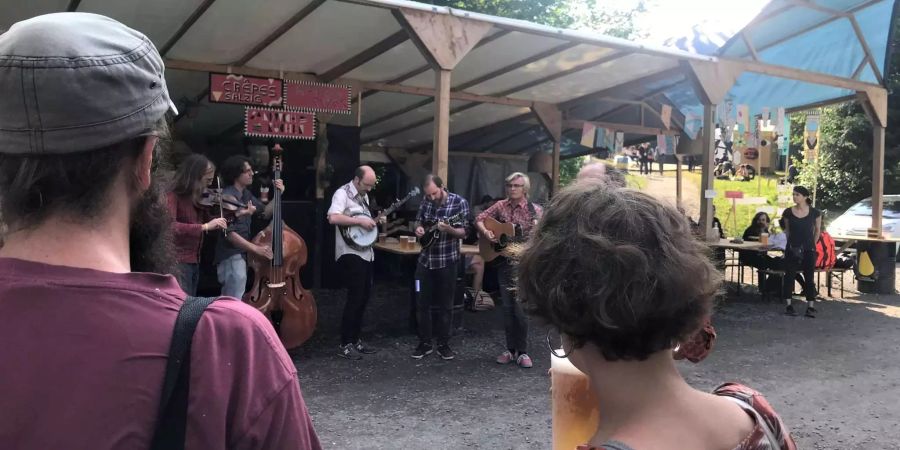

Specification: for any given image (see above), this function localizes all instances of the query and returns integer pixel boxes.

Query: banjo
[339,187,420,250]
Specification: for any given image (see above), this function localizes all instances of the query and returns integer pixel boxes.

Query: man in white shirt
[327,166,380,360]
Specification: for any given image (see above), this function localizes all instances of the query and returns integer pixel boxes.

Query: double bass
[244,144,317,350]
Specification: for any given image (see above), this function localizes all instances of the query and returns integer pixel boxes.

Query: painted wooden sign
[209,73,283,107]
[285,81,351,114]
[244,107,315,140]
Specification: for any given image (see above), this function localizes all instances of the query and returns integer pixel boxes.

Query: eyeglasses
[506,183,525,189]
[547,328,570,358]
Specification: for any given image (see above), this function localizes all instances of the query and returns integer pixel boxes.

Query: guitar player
[475,172,543,369]
[327,165,382,360]
[411,175,470,360]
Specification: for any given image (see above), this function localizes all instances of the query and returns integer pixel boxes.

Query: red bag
[816,231,836,269]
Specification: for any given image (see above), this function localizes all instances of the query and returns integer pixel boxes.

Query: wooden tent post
[856,88,888,235]
[393,8,492,181]
[532,103,563,195]
[675,155,683,208]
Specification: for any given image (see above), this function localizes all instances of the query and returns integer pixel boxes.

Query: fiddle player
[475,172,543,369]
[214,155,284,299]
[167,153,228,295]
[327,166,381,360]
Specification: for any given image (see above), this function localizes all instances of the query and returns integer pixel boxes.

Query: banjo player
[327,166,383,360]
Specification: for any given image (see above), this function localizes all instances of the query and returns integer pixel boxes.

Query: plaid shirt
[476,198,543,243]
[416,192,470,269]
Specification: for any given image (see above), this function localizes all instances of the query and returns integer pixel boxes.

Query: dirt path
[633,170,701,219]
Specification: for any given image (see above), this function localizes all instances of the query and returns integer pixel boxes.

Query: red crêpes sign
[285,81,351,114]
[209,73,283,107]
[244,107,315,140]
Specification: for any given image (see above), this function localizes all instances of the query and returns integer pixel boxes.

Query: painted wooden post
[393,8,492,182]
[434,69,452,181]
[872,124,885,233]
[699,104,716,241]
[675,154,683,209]
[532,102,563,195]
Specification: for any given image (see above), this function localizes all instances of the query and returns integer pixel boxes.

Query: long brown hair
[172,153,213,202]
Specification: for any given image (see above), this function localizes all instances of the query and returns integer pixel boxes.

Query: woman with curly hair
[517,185,796,450]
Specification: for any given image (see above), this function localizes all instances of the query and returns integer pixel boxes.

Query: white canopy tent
[1,0,893,236]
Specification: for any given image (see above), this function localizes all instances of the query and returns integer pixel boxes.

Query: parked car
[826,195,900,238]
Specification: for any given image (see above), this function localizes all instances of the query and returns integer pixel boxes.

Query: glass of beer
[760,232,769,246]
[550,355,600,450]
[378,233,387,244]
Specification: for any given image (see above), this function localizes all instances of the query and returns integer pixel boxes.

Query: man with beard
[214,155,284,299]
[0,13,320,450]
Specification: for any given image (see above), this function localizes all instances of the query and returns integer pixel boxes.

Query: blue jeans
[176,263,199,296]
[217,254,247,299]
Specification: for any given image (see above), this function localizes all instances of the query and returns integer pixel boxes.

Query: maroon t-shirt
[0,257,321,450]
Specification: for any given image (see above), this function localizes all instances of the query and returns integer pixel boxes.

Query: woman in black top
[740,212,772,267]
[781,186,822,317]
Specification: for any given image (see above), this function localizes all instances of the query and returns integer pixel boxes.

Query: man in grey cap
[0,13,320,449]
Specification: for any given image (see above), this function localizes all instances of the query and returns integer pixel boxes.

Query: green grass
[685,172,788,238]
[626,173,648,190]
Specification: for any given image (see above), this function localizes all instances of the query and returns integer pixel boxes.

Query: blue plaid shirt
[416,192,470,269]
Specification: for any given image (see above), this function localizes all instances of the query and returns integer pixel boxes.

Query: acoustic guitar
[478,217,521,262]
[419,211,467,250]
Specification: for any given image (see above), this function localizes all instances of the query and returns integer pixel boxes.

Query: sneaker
[805,306,818,318]
[411,343,433,359]
[516,353,533,368]
[496,350,515,365]
[437,345,455,360]
[338,343,363,360]
[785,305,798,316]
[355,340,378,354]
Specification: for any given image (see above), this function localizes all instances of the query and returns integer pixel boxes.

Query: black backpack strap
[150,295,219,450]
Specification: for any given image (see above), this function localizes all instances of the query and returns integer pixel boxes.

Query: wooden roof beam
[320,30,409,83]
[233,0,327,66]
[160,0,217,56]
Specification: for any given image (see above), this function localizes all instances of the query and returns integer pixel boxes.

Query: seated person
[517,185,797,450]
[740,212,775,269]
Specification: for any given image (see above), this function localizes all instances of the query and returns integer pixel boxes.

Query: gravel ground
[290,267,900,449]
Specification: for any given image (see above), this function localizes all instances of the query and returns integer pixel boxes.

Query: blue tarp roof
[655,0,895,139]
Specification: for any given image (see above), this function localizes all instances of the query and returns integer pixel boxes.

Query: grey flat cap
[0,12,177,155]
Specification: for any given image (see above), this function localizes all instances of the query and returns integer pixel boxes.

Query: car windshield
[847,199,900,218]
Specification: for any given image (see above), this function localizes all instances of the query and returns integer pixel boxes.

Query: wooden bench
[758,267,851,301]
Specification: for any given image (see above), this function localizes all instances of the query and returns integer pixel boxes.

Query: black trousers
[338,254,373,346]
[415,263,457,346]
[784,249,817,302]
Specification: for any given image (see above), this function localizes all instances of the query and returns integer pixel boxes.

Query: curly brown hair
[516,184,721,361]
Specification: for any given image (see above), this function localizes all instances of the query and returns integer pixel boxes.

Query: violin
[198,186,247,223]
[243,144,317,350]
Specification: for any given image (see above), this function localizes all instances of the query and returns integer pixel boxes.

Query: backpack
[815,231,836,269]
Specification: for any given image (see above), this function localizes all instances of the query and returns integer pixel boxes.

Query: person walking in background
[517,184,797,450]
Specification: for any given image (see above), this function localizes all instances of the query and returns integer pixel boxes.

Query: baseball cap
[0,12,178,155]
